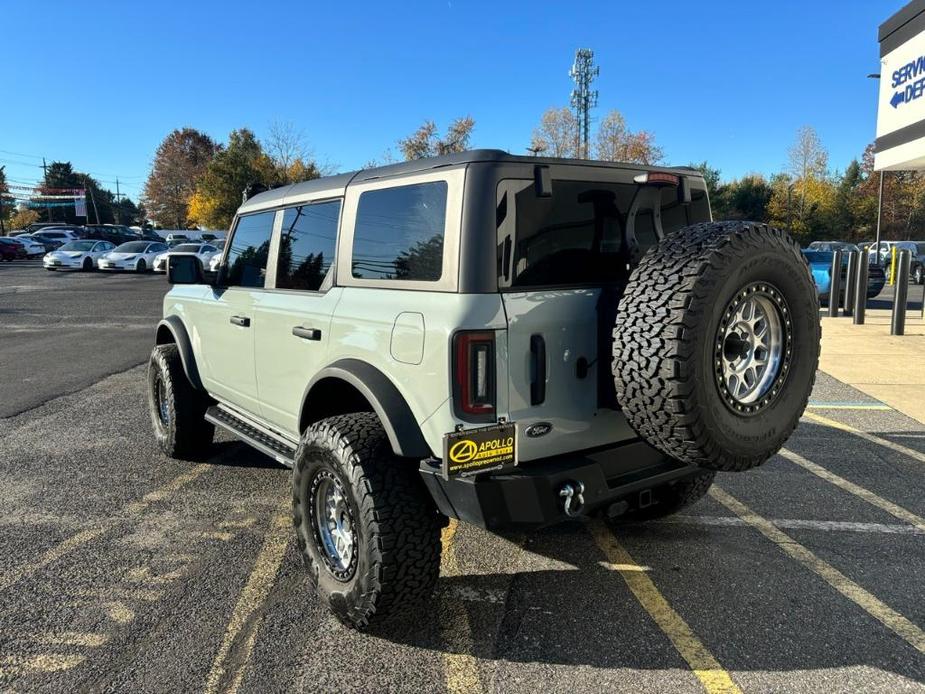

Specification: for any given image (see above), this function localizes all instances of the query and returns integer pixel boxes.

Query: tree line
[7,110,924,243]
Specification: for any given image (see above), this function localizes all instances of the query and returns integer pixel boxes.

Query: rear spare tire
[613,221,819,471]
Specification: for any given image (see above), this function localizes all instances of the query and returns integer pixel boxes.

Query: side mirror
[167,254,206,285]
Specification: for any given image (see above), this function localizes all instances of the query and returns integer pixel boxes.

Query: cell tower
[569,48,599,159]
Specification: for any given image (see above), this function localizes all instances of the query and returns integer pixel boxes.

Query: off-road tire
[629,471,715,521]
[292,412,443,630]
[146,344,214,458]
[613,221,820,471]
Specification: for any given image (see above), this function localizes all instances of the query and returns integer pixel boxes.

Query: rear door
[496,169,710,462]
[253,199,343,433]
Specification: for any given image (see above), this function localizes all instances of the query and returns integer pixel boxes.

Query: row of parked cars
[807,239,925,284]
[0,222,225,273]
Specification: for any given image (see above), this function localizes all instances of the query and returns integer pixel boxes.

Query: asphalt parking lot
[1,260,925,693]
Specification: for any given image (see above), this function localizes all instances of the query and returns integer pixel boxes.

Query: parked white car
[12,236,46,257]
[98,240,169,272]
[152,243,219,273]
[43,240,116,271]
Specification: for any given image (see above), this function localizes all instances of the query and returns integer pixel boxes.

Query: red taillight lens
[454,331,496,416]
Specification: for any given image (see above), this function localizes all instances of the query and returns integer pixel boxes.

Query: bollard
[891,249,911,336]
[828,249,843,317]
[843,250,858,317]
[853,253,869,325]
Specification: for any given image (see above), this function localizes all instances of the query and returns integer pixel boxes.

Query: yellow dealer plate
[443,422,516,478]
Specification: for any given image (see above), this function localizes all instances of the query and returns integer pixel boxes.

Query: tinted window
[172,244,201,253]
[499,179,636,288]
[352,181,447,281]
[226,211,274,288]
[277,200,340,291]
[660,186,689,234]
[114,241,150,253]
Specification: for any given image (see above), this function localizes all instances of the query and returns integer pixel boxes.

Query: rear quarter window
[351,181,447,281]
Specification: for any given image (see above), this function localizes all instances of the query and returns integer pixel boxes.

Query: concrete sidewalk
[818,307,925,424]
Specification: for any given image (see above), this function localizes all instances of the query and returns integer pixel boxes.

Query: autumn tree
[265,120,324,184]
[398,117,475,160]
[594,111,664,164]
[0,167,11,230]
[787,125,829,221]
[530,107,578,158]
[143,128,219,229]
[9,208,39,230]
[188,129,278,229]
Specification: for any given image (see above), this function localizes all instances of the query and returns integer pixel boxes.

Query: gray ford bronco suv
[147,150,820,628]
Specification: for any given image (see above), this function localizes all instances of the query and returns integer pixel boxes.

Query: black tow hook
[558,481,585,517]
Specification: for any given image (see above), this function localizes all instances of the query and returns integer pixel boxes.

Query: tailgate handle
[292,326,322,341]
[530,334,546,405]
[229,315,250,327]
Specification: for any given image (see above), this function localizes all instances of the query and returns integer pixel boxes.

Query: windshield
[171,244,201,253]
[59,241,96,252]
[114,241,149,253]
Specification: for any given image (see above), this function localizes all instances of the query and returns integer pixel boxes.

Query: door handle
[230,315,250,327]
[292,326,322,341]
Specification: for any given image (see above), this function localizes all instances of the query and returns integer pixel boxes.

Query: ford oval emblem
[525,422,553,438]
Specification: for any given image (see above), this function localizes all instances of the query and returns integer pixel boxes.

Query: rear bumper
[420,438,700,530]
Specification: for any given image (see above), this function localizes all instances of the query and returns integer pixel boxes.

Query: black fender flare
[300,359,431,459]
[155,316,204,391]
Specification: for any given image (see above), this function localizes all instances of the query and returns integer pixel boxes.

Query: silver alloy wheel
[311,470,357,580]
[153,373,170,426]
[714,282,792,415]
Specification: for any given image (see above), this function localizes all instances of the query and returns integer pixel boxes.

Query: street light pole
[874,170,884,266]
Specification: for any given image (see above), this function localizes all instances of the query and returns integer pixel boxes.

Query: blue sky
[0,0,904,202]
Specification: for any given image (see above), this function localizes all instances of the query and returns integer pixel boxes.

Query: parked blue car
[801,250,886,303]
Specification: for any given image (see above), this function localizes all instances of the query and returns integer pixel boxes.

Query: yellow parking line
[710,487,925,655]
[439,519,483,694]
[779,448,925,531]
[803,411,925,465]
[0,464,209,594]
[29,631,109,648]
[590,520,742,694]
[0,653,86,677]
[203,506,290,694]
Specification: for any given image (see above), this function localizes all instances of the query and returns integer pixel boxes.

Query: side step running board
[205,405,297,467]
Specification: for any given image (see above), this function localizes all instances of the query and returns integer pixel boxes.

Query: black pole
[853,253,869,325]
[828,249,843,317]
[0,165,5,235]
[891,250,911,335]
[843,250,858,317]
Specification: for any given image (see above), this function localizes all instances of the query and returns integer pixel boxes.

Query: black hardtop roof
[241,149,701,211]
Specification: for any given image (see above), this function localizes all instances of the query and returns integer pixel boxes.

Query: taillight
[453,331,496,417]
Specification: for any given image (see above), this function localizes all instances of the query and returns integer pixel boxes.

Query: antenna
[569,48,599,159]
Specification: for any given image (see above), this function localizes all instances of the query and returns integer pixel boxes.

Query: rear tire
[147,344,214,458]
[613,221,820,472]
[292,412,443,630]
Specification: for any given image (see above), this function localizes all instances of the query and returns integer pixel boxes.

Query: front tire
[147,344,214,458]
[82,257,93,272]
[292,413,443,630]
[137,259,147,273]
[613,221,820,472]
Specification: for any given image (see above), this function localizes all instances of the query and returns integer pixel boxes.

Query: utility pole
[569,48,599,159]
[114,177,124,224]
[42,157,53,222]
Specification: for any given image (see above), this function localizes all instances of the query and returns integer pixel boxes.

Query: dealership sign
[876,0,925,171]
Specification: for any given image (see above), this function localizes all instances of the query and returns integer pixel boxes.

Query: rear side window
[226,211,274,288]
[351,181,447,281]
[277,200,340,291]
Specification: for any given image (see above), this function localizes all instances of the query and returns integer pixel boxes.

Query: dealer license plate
[442,422,516,478]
